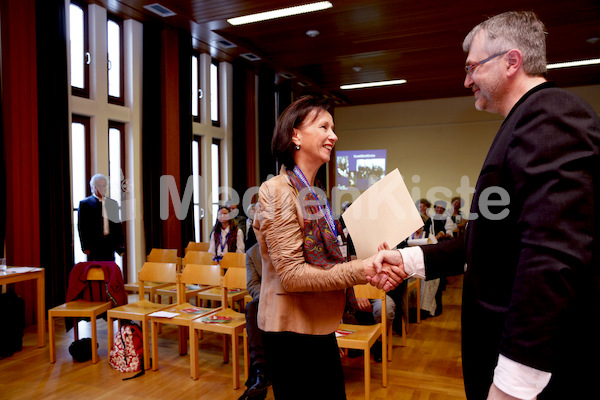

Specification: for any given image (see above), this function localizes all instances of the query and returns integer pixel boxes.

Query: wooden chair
[183,251,217,266]
[150,264,222,377]
[147,248,179,263]
[337,284,387,400]
[185,241,210,254]
[107,262,178,370]
[196,252,247,310]
[154,251,216,306]
[48,266,113,364]
[190,267,249,389]
[124,248,181,300]
[219,252,246,270]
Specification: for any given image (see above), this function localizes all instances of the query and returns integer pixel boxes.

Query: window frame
[191,52,202,123]
[71,114,92,264]
[210,59,220,127]
[108,120,128,278]
[107,13,125,106]
[70,1,90,98]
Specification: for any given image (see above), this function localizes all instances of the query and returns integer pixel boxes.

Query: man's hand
[363,250,407,291]
[356,297,373,312]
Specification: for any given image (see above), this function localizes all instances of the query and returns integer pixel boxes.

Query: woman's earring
[295,145,300,150]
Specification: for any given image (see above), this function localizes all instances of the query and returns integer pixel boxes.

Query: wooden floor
[0,276,466,400]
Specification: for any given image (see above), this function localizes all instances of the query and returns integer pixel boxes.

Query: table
[0,267,45,347]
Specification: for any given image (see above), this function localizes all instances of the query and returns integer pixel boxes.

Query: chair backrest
[220,252,246,269]
[180,264,222,287]
[183,251,216,266]
[185,241,210,253]
[147,248,179,264]
[83,266,107,302]
[86,266,106,281]
[221,267,247,308]
[353,284,385,301]
[138,262,178,300]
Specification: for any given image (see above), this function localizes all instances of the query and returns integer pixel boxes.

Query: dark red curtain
[36,0,73,307]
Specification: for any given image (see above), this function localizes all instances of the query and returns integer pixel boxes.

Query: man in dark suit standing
[78,174,124,261]
[374,11,599,400]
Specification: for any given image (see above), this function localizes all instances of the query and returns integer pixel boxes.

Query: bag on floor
[109,320,144,377]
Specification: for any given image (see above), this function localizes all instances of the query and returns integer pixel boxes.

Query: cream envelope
[342,168,423,259]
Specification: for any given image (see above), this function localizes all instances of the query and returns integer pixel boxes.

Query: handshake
[362,243,406,292]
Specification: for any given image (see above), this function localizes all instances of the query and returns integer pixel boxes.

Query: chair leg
[142,319,151,370]
[243,329,249,381]
[222,334,229,363]
[416,279,421,324]
[151,321,160,371]
[401,318,407,347]
[91,316,98,364]
[364,347,371,400]
[387,324,393,362]
[231,333,240,389]
[73,319,79,341]
[190,327,199,380]
[48,313,56,363]
[107,315,115,357]
[178,326,187,355]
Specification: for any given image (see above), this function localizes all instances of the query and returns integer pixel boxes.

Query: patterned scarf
[286,168,345,269]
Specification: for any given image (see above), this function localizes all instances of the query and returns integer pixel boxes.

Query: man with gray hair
[78,173,124,261]
[375,11,599,399]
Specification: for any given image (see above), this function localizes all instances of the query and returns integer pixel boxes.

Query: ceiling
[97,0,600,107]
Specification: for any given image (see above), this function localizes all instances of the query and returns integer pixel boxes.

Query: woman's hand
[363,250,407,291]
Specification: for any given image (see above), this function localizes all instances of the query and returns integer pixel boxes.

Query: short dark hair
[271,95,333,170]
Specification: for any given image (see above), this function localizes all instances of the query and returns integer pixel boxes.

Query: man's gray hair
[462,11,547,76]
[90,173,108,189]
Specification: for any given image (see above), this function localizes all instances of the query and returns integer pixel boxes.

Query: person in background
[254,95,405,399]
[450,196,467,236]
[423,200,456,240]
[245,203,258,250]
[238,243,270,400]
[207,206,245,260]
[226,199,247,239]
[375,11,599,400]
[416,198,431,224]
[78,173,124,261]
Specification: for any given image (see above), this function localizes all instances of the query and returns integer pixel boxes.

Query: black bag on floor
[0,291,25,358]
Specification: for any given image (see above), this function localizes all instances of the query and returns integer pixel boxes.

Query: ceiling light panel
[227,1,333,26]
[547,58,600,70]
[340,79,407,90]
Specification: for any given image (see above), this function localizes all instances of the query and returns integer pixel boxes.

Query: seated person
[423,200,456,240]
[343,288,396,362]
[207,206,245,260]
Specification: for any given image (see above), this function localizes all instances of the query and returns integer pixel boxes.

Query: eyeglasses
[464,51,508,75]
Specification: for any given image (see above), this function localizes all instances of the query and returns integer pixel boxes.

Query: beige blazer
[254,170,366,335]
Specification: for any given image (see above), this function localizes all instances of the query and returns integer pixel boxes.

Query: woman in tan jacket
[253,95,405,399]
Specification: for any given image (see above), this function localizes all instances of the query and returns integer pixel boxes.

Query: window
[210,59,220,126]
[191,53,202,123]
[211,139,221,225]
[70,1,89,97]
[107,15,124,105]
[71,115,91,264]
[108,122,126,272]
[192,136,203,240]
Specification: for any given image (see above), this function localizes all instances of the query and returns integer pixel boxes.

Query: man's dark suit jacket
[78,195,124,261]
[422,82,599,400]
